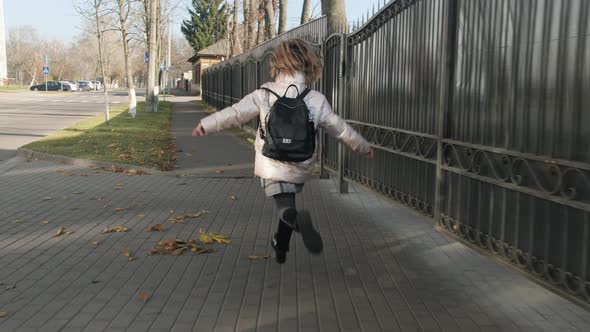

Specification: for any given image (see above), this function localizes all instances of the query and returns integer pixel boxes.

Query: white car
[61,81,78,91]
[91,80,102,90]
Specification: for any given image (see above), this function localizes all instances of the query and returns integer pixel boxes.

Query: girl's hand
[192,123,206,137]
[365,148,374,159]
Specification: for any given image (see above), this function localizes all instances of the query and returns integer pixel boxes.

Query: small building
[188,39,229,95]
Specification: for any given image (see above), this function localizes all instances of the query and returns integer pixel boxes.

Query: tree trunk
[321,0,347,34]
[301,0,310,24]
[243,0,249,50]
[278,0,287,34]
[94,0,109,124]
[145,0,158,112]
[256,1,265,44]
[117,0,136,117]
[248,0,257,48]
[264,0,276,39]
[230,0,241,57]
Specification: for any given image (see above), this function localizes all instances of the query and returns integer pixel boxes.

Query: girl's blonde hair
[270,39,322,84]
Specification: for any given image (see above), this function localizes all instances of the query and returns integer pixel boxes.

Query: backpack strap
[284,84,300,97]
[259,87,281,99]
[297,88,311,100]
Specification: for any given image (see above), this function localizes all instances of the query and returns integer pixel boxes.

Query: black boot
[279,207,299,232]
[271,233,287,264]
[296,210,323,254]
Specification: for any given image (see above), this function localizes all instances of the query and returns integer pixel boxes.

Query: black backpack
[259,85,316,162]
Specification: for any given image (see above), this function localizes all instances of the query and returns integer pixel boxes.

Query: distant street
[0,89,138,162]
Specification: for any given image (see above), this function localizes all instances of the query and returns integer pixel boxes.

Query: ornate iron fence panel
[343,0,447,215]
[438,0,590,304]
[201,0,590,305]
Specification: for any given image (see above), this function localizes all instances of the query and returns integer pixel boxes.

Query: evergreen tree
[181,0,228,52]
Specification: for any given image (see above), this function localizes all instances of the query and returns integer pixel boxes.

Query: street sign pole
[44,54,48,92]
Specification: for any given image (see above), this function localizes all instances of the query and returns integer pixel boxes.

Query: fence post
[338,33,348,194]
[434,0,459,223]
[319,42,329,179]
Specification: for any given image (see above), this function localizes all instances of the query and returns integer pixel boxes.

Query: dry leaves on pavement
[102,226,129,234]
[146,224,166,232]
[148,238,216,256]
[0,312,8,318]
[121,248,136,261]
[229,195,237,200]
[168,210,209,224]
[53,226,74,237]
[198,228,230,244]
[248,254,271,260]
[139,291,149,303]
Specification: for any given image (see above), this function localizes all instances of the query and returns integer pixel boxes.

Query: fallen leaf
[229,195,237,201]
[215,170,224,174]
[62,172,74,177]
[148,238,215,256]
[79,173,90,177]
[139,291,149,303]
[41,196,53,201]
[248,254,271,260]
[136,214,145,218]
[147,224,166,232]
[102,226,129,234]
[0,312,8,318]
[121,248,135,261]
[92,240,101,246]
[199,228,231,244]
[12,219,23,224]
[72,191,84,195]
[114,207,127,212]
[168,210,175,214]
[52,226,75,237]
[41,220,49,224]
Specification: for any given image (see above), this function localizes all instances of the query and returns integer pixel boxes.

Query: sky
[4,0,383,43]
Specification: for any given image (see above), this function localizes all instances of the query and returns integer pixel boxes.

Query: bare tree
[146,0,158,112]
[6,26,44,86]
[321,0,347,34]
[113,0,137,117]
[301,0,310,24]
[278,0,287,34]
[229,0,242,57]
[243,0,249,50]
[256,0,265,44]
[75,0,111,125]
[264,0,276,39]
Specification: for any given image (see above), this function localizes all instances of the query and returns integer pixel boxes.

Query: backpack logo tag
[282,138,292,144]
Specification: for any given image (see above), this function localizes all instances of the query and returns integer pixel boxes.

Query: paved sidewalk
[0,156,589,332]
[170,97,254,177]
[1,96,589,332]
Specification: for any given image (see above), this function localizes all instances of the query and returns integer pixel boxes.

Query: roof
[188,39,229,63]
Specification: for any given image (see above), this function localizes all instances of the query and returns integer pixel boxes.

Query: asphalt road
[0,89,136,162]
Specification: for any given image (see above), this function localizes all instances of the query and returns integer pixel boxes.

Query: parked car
[77,81,91,91]
[91,80,102,90]
[77,80,94,91]
[29,81,71,91]
[65,80,78,91]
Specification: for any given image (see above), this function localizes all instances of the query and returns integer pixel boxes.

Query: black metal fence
[203,0,590,305]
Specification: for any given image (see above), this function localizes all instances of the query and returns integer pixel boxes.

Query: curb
[16,147,172,176]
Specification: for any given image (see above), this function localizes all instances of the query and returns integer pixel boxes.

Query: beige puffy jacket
[200,72,371,184]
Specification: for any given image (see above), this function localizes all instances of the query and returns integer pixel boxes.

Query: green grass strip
[24,101,176,171]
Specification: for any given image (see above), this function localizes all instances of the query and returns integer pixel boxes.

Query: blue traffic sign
[144,51,149,63]
[42,66,50,75]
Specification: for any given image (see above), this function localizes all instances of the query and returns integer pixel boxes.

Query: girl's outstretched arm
[317,95,374,159]
[193,92,261,136]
